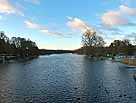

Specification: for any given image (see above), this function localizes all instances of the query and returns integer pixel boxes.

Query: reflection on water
[0,54,136,103]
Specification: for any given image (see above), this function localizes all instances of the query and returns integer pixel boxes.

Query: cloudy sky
[0,0,136,50]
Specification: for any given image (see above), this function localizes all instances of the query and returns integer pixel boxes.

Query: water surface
[0,54,136,103]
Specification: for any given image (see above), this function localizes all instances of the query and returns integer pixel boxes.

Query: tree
[82,29,105,48]
[109,39,134,55]
[82,29,105,56]
[0,31,39,57]
[0,31,11,54]
[10,37,39,56]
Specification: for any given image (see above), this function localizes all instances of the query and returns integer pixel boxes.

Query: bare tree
[82,29,105,48]
[81,29,105,56]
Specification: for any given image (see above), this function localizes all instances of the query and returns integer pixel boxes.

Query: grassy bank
[122,59,136,66]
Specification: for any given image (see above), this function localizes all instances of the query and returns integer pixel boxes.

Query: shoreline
[122,59,136,66]
[0,55,39,63]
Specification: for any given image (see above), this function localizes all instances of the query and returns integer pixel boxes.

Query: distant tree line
[76,29,136,57]
[1,30,135,58]
[39,49,74,55]
[0,31,39,57]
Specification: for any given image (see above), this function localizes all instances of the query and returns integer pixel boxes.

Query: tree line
[0,31,39,57]
[76,29,136,57]
[0,30,135,58]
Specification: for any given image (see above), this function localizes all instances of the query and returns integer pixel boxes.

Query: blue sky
[0,0,136,50]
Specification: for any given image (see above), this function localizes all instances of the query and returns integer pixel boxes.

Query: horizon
[0,0,136,50]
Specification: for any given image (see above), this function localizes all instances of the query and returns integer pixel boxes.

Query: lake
[0,54,136,103]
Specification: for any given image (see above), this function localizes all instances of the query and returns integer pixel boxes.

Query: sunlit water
[0,54,136,103]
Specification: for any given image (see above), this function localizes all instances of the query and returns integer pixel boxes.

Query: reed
[122,58,136,66]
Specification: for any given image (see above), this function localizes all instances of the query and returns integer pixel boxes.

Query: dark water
[0,54,136,103]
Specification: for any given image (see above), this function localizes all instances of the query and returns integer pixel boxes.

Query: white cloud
[102,11,128,26]
[120,0,134,5]
[66,17,93,32]
[0,0,23,16]
[120,0,129,5]
[25,20,41,29]
[120,5,136,15]
[102,5,136,26]
[24,0,40,4]
[66,16,73,20]
[24,20,65,37]
[40,29,65,37]
[15,2,26,11]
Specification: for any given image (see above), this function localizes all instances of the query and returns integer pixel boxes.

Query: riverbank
[122,58,136,66]
[0,55,39,63]
[86,55,136,67]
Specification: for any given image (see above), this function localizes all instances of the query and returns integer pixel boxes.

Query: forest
[76,29,136,57]
[0,31,73,59]
[0,31,39,57]
[0,30,136,59]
